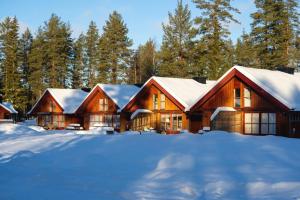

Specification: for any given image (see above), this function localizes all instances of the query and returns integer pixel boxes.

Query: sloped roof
[121,76,216,111]
[28,89,89,114]
[235,66,300,110]
[191,65,300,111]
[0,102,18,114]
[76,84,140,112]
[97,84,140,108]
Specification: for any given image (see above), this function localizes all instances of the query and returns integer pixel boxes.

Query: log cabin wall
[124,83,188,133]
[190,76,289,135]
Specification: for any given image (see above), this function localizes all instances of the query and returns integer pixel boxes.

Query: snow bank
[0,124,300,199]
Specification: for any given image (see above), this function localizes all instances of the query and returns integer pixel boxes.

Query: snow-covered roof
[76,84,140,112]
[0,102,18,114]
[130,109,152,120]
[234,66,300,111]
[121,76,216,111]
[210,107,236,121]
[97,84,140,109]
[29,89,89,114]
[192,65,300,111]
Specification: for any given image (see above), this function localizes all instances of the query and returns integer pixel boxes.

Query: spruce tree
[99,11,132,84]
[85,21,99,87]
[159,0,195,77]
[193,0,240,79]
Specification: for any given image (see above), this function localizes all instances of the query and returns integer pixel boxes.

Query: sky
[0,0,257,48]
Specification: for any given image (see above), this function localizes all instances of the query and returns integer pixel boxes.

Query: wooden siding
[190,75,289,135]
[0,106,10,119]
[76,87,120,130]
[31,91,63,113]
[122,83,189,133]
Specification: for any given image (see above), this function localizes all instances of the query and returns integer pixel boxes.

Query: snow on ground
[0,123,300,200]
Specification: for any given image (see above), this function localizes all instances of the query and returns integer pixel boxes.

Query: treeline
[0,0,299,115]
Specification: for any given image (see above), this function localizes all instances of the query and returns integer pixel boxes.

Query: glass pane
[178,115,182,129]
[244,98,251,107]
[269,124,276,134]
[252,123,259,134]
[245,113,252,123]
[261,113,268,123]
[235,88,241,97]
[252,113,259,123]
[244,88,250,98]
[245,124,252,134]
[269,113,276,123]
[172,115,178,130]
[261,124,268,134]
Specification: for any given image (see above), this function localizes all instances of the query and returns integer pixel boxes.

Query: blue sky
[0,0,256,48]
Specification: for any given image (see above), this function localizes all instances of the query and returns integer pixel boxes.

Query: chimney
[193,77,207,84]
[81,87,91,92]
[276,66,295,75]
[0,94,2,103]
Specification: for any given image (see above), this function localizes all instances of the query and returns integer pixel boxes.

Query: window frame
[234,88,241,108]
[99,98,109,111]
[244,87,251,107]
[160,94,166,110]
[153,94,158,110]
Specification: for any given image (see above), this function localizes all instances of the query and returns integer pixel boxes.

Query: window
[160,94,166,110]
[161,114,170,131]
[261,113,276,134]
[172,114,183,131]
[53,115,65,128]
[153,94,158,110]
[105,115,113,126]
[50,101,55,112]
[113,115,120,128]
[244,88,251,107]
[244,113,259,134]
[99,98,108,111]
[90,114,104,127]
[234,88,241,108]
[161,114,182,131]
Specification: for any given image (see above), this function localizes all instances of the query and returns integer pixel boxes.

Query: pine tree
[0,17,22,110]
[235,31,256,67]
[251,0,299,69]
[85,21,99,87]
[134,39,157,83]
[43,14,73,88]
[99,11,133,84]
[193,0,240,79]
[159,0,195,77]
[28,28,47,105]
[72,33,85,88]
[19,28,33,112]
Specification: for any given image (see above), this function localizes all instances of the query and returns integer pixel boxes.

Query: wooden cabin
[75,84,139,131]
[189,66,300,137]
[28,89,88,129]
[121,76,215,133]
[0,97,18,123]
